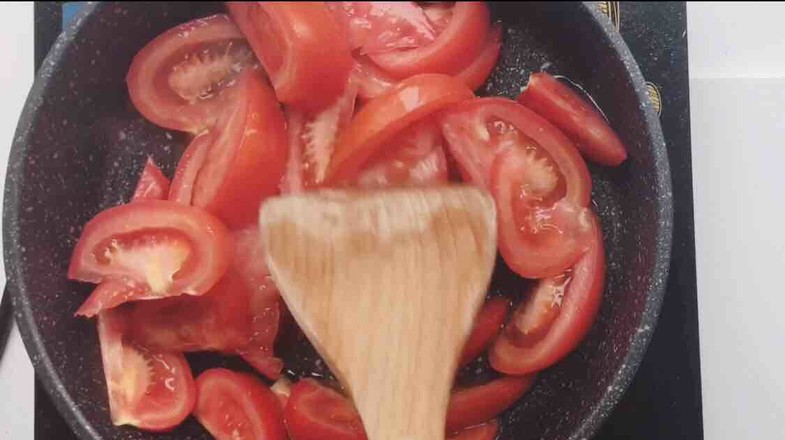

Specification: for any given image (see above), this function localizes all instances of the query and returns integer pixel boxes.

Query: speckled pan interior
[4,2,672,440]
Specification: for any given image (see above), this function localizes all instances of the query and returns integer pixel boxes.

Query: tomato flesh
[449,420,499,440]
[326,73,473,184]
[98,308,196,431]
[285,379,367,440]
[169,132,213,205]
[446,375,535,433]
[69,200,231,316]
[352,57,397,101]
[228,2,353,110]
[455,24,502,91]
[190,69,288,228]
[459,297,510,367]
[132,158,170,201]
[328,2,436,54]
[194,368,287,440]
[517,72,628,166]
[127,14,255,133]
[491,212,605,375]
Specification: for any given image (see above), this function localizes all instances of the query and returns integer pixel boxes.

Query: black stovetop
[29,2,702,439]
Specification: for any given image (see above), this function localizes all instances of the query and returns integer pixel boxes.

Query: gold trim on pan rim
[597,1,621,31]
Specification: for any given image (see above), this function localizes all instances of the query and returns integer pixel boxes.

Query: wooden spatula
[259,186,497,440]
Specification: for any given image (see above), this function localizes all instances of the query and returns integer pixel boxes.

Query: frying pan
[4,2,672,439]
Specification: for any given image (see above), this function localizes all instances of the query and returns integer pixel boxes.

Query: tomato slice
[352,57,397,102]
[126,14,255,133]
[169,132,213,205]
[283,82,359,192]
[132,158,170,201]
[285,379,367,440]
[449,420,499,440]
[458,297,510,367]
[227,2,353,111]
[194,368,287,440]
[326,73,473,184]
[517,72,628,166]
[355,120,449,188]
[455,24,502,91]
[328,2,436,54]
[490,212,605,375]
[97,308,195,431]
[70,200,231,316]
[368,2,490,79]
[446,375,535,433]
[272,377,293,408]
[189,69,287,228]
[422,2,454,33]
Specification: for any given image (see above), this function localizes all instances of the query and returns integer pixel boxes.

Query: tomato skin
[369,2,490,79]
[490,213,605,375]
[228,2,353,111]
[326,74,473,184]
[517,72,628,166]
[69,200,231,315]
[459,297,510,367]
[97,308,196,432]
[169,132,213,205]
[455,24,502,91]
[194,368,287,440]
[190,69,288,228]
[285,379,367,440]
[446,375,536,433]
[126,14,252,133]
[449,420,499,440]
[132,158,170,201]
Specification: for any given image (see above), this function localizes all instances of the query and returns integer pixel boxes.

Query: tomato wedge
[283,82,359,192]
[326,74,473,184]
[490,212,605,375]
[228,2,353,110]
[285,379,367,440]
[446,375,536,433]
[455,24,502,91]
[352,57,397,101]
[272,377,293,408]
[449,420,499,440]
[194,368,287,440]
[132,158,170,201]
[189,69,287,228]
[517,72,628,166]
[126,14,255,133]
[70,200,231,316]
[369,2,490,78]
[355,120,449,188]
[459,297,510,367]
[328,2,436,54]
[169,132,213,205]
[97,308,195,431]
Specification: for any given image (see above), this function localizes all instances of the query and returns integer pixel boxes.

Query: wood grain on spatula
[260,187,497,440]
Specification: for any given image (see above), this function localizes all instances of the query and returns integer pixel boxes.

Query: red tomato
[369,2,490,79]
[126,271,254,352]
[132,158,170,201]
[355,120,449,188]
[126,14,255,133]
[271,377,293,408]
[283,82,359,192]
[490,212,605,375]
[169,132,213,205]
[446,375,535,433]
[422,2,454,33]
[455,24,502,91]
[449,420,499,440]
[352,57,397,102]
[97,308,195,431]
[227,2,353,110]
[189,69,288,228]
[194,368,287,440]
[285,379,367,440]
[70,200,231,316]
[517,72,628,166]
[458,297,510,367]
[328,2,435,54]
[326,74,473,184]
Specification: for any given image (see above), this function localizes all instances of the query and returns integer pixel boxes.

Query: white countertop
[2,2,785,439]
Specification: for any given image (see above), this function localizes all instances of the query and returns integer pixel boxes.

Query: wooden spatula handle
[261,187,497,440]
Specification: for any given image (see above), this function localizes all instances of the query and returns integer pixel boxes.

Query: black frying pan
[4,2,672,439]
